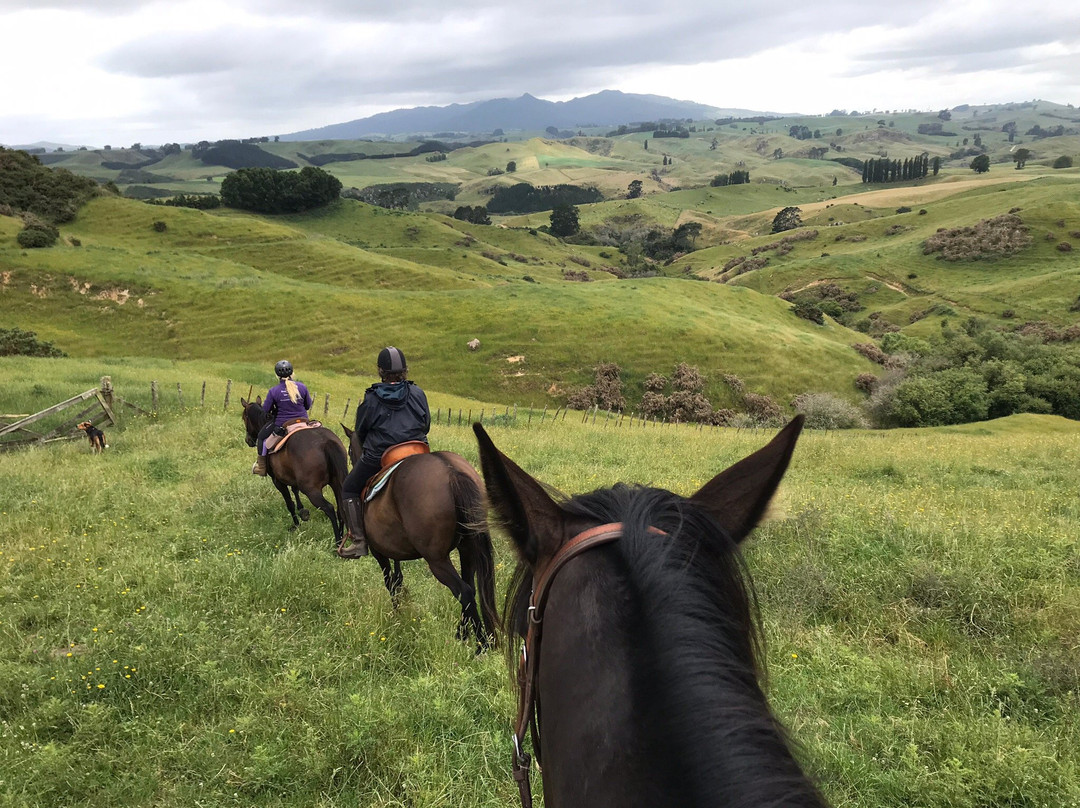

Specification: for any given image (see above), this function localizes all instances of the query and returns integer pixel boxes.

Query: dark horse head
[474,416,827,808]
[241,397,268,448]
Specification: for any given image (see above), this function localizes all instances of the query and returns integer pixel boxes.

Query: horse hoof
[299,509,311,522]
[289,524,299,532]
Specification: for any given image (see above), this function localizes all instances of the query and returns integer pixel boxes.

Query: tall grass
[2,360,1079,806]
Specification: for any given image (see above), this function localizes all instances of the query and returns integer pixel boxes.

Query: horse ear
[341,424,353,438]
[240,397,248,408]
[473,423,564,566]
[256,395,262,405]
[689,415,804,544]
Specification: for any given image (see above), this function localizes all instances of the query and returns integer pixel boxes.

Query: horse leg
[457,541,494,650]
[273,479,301,530]
[372,551,405,607]
[304,487,342,546]
[425,557,483,651]
[292,486,310,522]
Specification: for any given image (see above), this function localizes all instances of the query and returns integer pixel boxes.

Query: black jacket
[354,381,430,464]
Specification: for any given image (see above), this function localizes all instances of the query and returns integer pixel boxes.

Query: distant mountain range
[280,90,782,141]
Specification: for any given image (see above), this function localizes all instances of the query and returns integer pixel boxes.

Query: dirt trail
[798,173,1052,216]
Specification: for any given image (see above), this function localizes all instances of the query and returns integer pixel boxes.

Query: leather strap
[511,522,666,808]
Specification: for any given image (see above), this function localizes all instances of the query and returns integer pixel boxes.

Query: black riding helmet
[377,347,407,373]
[274,359,294,378]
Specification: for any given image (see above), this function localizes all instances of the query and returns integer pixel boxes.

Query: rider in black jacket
[339,347,430,557]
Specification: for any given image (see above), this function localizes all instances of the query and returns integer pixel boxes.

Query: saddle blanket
[364,460,405,504]
[266,419,323,454]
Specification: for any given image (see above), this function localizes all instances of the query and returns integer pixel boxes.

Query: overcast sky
[2,0,1078,147]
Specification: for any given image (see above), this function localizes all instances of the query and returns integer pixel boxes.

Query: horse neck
[528,528,825,808]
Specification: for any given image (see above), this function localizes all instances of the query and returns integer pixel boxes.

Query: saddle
[362,441,431,503]
[265,419,323,454]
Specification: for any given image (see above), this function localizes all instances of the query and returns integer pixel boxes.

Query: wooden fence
[0,376,150,452]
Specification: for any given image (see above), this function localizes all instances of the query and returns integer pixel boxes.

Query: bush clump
[922,213,1031,261]
[0,327,66,357]
[566,362,626,411]
[791,393,867,429]
[220,166,342,214]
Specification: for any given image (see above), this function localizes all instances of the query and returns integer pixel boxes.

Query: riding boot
[338,496,369,557]
[252,454,268,476]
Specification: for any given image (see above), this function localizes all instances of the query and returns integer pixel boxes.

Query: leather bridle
[511,521,666,808]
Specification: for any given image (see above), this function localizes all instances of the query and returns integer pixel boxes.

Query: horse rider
[338,346,430,557]
[253,359,314,476]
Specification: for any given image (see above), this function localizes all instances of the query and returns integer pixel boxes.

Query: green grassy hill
[1,195,876,410]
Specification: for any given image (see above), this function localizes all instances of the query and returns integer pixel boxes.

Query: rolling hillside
[1,195,877,410]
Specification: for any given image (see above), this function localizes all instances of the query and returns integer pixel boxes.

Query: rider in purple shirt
[252,359,313,476]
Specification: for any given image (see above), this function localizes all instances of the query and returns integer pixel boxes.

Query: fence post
[323,393,330,418]
[99,376,114,409]
[176,383,184,409]
[201,381,206,407]
[223,379,232,411]
[151,381,159,414]
[343,398,351,419]
[457,409,462,427]
[436,408,441,425]
[479,408,484,424]
[527,407,532,427]
[541,406,547,424]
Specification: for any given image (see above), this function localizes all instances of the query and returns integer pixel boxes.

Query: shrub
[791,393,866,429]
[567,362,626,412]
[922,213,1031,261]
[152,220,167,232]
[1053,155,1073,169]
[0,327,66,357]
[791,301,825,324]
[895,206,911,214]
[1057,242,1073,252]
[1002,309,1015,318]
[853,342,888,364]
[743,392,783,425]
[855,373,879,394]
[17,227,56,248]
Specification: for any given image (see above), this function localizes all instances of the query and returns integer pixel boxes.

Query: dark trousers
[343,458,382,498]
[256,422,277,456]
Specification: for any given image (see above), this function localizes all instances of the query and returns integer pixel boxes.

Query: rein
[511,521,666,808]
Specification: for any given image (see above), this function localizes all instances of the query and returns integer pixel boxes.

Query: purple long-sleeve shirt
[263,380,313,426]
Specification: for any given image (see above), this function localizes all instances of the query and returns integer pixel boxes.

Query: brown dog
[77,421,108,453]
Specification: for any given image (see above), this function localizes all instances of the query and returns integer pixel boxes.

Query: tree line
[862,155,937,183]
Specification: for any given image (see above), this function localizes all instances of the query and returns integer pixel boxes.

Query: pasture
[2,358,1079,806]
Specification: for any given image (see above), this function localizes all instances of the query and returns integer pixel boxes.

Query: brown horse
[241,397,348,546]
[341,425,497,650]
[474,417,827,808]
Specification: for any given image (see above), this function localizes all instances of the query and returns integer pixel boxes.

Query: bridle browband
[511,521,667,808]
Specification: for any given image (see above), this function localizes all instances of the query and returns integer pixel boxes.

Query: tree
[506,160,516,173]
[626,179,643,199]
[1012,148,1031,169]
[938,109,952,121]
[672,221,702,251]
[549,204,580,238]
[771,206,802,233]
[1053,155,1073,169]
[970,154,991,173]
[545,126,559,137]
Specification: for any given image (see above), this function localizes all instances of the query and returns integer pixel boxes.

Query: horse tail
[446,463,498,646]
[325,437,349,514]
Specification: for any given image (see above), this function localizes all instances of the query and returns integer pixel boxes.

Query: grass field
[1,358,1078,807]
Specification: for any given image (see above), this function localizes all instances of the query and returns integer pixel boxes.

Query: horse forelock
[507,483,825,807]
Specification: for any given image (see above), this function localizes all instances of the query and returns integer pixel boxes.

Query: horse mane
[504,483,826,808]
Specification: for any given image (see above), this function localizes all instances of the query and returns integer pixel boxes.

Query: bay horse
[473,417,828,808]
[341,425,497,650]
[241,397,348,546]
